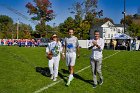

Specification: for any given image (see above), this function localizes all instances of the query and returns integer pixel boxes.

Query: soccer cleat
[66,81,71,86]
[53,77,57,81]
[99,79,103,85]
[93,84,97,88]
[66,75,74,86]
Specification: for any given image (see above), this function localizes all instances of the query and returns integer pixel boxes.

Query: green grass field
[0,46,140,93]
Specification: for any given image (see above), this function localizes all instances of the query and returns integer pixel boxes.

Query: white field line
[34,51,120,93]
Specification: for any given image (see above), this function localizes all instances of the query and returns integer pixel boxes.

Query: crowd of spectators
[0,39,41,47]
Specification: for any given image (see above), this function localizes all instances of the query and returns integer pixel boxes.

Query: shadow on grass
[36,67,51,77]
[35,67,93,85]
[58,72,67,83]
[57,69,69,83]
[36,67,68,83]
[60,69,93,85]
[61,69,69,74]
[74,74,93,85]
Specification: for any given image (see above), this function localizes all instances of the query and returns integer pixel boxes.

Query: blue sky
[0,0,140,29]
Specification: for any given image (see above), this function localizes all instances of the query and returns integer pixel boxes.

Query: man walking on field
[88,30,104,88]
[62,28,80,86]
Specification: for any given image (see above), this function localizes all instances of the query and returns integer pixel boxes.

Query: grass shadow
[61,69,69,74]
[74,74,93,85]
[36,67,51,77]
[58,72,67,83]
[60,69,93,85]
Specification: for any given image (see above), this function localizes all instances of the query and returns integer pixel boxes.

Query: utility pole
[17,19,19,39]
[12,32,14,39]
[123,0,126,33]
[11,25,14,39]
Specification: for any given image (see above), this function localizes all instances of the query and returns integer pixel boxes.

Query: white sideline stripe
[34,51,120,93]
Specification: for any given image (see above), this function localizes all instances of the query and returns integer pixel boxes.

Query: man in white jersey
[62,28,80,86]
[88,30,104,88]
[46,34,62,81]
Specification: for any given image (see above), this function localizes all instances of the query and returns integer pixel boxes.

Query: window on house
[118,29,121,33]
[104,34,105,37]
[103,29,105,33]
[114,28,115,31]
[111,34,113,37]
[108,34,110,38]
[108,23,110,26]
[122,29,124,33]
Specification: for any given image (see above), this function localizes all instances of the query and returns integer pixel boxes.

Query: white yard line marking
[34,51,120,93]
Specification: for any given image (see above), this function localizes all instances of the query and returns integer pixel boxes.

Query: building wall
[103,27,116,39]
[78,40,89,48]
[90,21,124,40]
[116,27,124,33]
[90,27,124,40]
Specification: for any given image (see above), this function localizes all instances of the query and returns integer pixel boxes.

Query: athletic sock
[68,74,73,82]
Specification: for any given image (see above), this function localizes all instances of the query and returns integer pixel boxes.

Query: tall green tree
[59,17,75,37]
[128,23,140,37]
[18,23,33,39]
[79,20,90,39]
[26,0,55,37]
[69,0,103,39]
[0,15,13,38]
[70,0,102,25]
[120,14,140,37]
[120,15,133,26]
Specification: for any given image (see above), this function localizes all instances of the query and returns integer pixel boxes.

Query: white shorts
[66,52,76,66]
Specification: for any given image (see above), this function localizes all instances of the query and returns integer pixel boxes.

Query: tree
[0,15,13,24]
[128,23,140,37]
[120,15,133,26]
[120,14,140,37]
[0,15,34,39]
[94,17,114,24]
[26,0,55,37]
[69,0,103,39]
[70,0,103,25]
[0,15,14,38]
[35,23,47,37]
[84,0,103,25]
[14,23,33,39]
[59,17,75,37]
[79,20,90,39]
[133,14,140,19]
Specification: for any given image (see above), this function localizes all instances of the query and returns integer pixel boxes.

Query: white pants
[48,55,60,78]
[66,52,76,66]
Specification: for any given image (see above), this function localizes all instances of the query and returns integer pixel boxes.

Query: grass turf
[0,46,139,93]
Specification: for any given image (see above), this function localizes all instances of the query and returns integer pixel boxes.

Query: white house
[90,21,125,41]
[90,21,124,43]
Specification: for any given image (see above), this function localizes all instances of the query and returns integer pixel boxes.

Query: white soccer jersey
[64,36,79,53]
[46,41,62,57]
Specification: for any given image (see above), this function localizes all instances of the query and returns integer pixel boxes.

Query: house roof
[92,21,125,28]
[114,24,124,27]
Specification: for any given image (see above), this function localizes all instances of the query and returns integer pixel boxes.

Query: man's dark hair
[68,28,74,32]
[94,30,100,34]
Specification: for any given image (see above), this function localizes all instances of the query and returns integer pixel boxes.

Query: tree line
[0,15,33,39]
[0,0,140,39]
